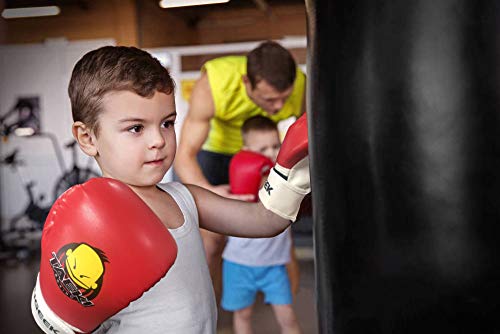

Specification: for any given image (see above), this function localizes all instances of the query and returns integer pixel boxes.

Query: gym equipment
[0,149,49,261]
[307,0,500,332]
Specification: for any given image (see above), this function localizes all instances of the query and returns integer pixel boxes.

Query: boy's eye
[128,125,143,133]
[162,120,175,128]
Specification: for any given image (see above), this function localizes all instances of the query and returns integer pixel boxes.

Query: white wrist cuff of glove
[31,274,83,334]
[258,165,310,221]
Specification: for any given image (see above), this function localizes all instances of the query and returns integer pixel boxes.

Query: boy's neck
[128,183,162,200]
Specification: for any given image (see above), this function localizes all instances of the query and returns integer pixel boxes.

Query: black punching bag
[306,1,500,333]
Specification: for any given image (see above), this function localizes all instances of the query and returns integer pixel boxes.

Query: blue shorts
[221,259,293,311]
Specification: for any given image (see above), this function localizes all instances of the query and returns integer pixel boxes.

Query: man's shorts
[197,150,233,185]
[221,259,293,311]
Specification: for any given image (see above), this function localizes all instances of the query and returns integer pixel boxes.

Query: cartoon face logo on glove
[49,243,109,307]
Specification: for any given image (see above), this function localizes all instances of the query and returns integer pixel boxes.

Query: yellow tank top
[202,56,305,155]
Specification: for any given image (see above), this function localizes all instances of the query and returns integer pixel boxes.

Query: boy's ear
[72,121,97,157]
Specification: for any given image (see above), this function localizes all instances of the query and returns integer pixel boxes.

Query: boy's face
[243,129,281,162]
[91,90,176,187]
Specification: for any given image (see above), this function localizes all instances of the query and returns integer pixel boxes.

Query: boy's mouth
[145,158,165,165]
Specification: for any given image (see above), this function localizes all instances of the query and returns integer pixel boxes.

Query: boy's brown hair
[68,46,175,136]
[241,115,278,145]
[246,41,297,92]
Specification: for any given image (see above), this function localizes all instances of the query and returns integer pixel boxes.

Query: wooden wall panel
[137,0,197,48]
[114,0,139,46]
[0,0,5,44]
[1,1,306,47]
[2,1,138,46]
[195,4,306,44]
[180,47,306,72]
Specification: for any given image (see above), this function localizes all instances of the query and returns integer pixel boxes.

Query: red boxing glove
[259,114,310,221]
[276,113,308,169]
[230,150,274,202]
[31,178,177,333]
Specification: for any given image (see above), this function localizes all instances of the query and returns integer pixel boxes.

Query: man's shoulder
[203,57,247,111]
[204,56,246,75]
[206,55,246,64]
[294,67,306,89]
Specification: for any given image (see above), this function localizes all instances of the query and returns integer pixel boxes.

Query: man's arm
[175,73,254,200]
[174,72,214,189]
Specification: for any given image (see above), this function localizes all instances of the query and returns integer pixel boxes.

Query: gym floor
[0,256,317,334]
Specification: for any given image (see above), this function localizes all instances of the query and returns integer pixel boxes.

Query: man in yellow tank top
[175,41,306,302]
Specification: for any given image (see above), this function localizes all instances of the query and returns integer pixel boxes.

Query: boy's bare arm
[187,184,291,238]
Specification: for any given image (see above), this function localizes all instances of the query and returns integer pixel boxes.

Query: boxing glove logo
[49,243,109,307]
[264,181,273,195]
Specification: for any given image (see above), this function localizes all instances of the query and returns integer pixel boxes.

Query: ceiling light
[159,0,230,9]
[2,6,61,19]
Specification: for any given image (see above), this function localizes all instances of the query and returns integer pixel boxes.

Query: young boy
[222,115,301,334]
[30,46,309,334]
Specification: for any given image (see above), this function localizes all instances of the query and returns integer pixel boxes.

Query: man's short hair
[246,41,297,92]
[68,46,175,135]
[241,115,278,143]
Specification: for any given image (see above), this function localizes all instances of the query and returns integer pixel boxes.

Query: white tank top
[222,227,292,267]
[94,182,217,334]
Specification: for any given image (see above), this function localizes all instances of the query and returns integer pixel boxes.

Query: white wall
[0,39,113,227]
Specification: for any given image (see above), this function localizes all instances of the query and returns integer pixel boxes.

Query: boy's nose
[149,130,166,149]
